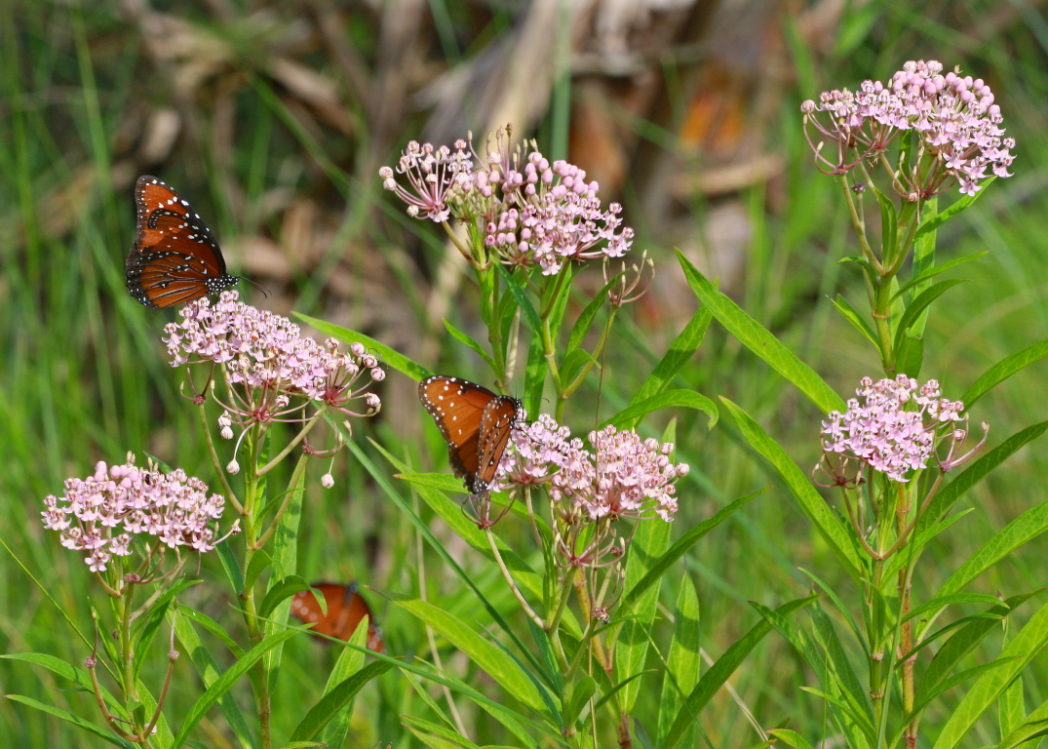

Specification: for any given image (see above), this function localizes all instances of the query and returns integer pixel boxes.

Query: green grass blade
[720,397,863,577]
[620,489,761,613]
[657,575,700,747]
[396,599,553,714]
[961,339,1048,408]
[920,422,1048,532]
[935,497,1048,599]
[677,252,844,412]
[289,661,394,743]
[629,307,712,411]
[443,318,497,371]
[615,516,671,712]
[294,312,430,380]
[172,629,298,748]
[4,695,133,749]
[604,389,718,430]
[661,596,815,749]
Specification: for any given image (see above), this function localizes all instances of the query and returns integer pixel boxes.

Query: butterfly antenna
[241,275,269,298]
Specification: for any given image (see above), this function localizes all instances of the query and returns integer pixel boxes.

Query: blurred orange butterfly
[290,582,384,652]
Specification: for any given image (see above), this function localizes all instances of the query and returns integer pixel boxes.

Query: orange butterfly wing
[418,375,520,494]
[126,175,238,308]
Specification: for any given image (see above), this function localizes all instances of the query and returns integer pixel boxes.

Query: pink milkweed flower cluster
[801,59,1015,197]
[817,375,986,484]
[163,291,383,424]
[495,414,689,522]
[380,127,635,275]
[41,456,237,574]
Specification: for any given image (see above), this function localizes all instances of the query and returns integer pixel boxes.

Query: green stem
[486,528,545,629]
[196,399,242,514]
[240,428,273,749]
[255,412,323,476]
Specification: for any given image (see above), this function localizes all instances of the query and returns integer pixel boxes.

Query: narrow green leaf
[832,294,879,347]
[604,389,718,431]
[4,695,133,748]
[402,714,483,748]
[962,339,1048,408]
[808,606,875,740]
[294,312,430,380]
[172,629,299,748]
[563,675,597,727]
[883,510,973,581]
[936,498,1048,599]
[358,440,571,671]
[662,597,815,749]
[265,453,308,670]
[918,593,1038,703]
[289,661,394,742]
[768,729,817,749]
[657,576,701,747]
[496,263,541,332]
[629,307,712,410]
[259,576,311,620]
[677,253,844,412]
[1,652,124,716]
[720,398,863,576]
[920,423,1048,532]
[565,271,623,353]
[615,517,671,712]
[901,593,1001,625]
[874,187,898,259]
[997,695,1048,749]
[171,607,254,748]
[214,540,244,594]
[998,672,1025,739]
[914,187,989,241]
[319,614,372,747]
[396,599,551,714]
[176,606,245,658]
[244,549,272,592]
[932,598,1048,749]
[620,490,761,613]
[523,324,548,414]
[559,347,597,389]
[443,318,496,371]
[130,579,199,682]
[892,279,965,356]
[891,252,987,301]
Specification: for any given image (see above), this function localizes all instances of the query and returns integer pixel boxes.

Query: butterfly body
[418,375,521,495]
[126,175,239,308]
[291,582,383,652]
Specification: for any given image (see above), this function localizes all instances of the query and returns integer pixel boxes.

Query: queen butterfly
[126,175,240,308]
[290,582,384,652]
[418,375,522,496]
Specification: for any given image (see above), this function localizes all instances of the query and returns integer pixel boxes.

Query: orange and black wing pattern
[126,175,238,308]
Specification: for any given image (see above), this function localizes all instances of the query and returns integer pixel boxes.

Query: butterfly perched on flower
[418,375,522,496]
[290,582,384,652]
[126,175,240,308]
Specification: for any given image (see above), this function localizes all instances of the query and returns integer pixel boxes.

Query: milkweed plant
[12,59,1048,749]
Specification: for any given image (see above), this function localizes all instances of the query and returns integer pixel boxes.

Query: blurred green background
[3,1,1047,746]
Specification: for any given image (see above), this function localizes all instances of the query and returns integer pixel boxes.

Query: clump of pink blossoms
[41,455,237,574]
[801,59,1015,196]
[163,290,383,425]
[817,375,986,483]
[495,414,689,522]
[379,128,634,275]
